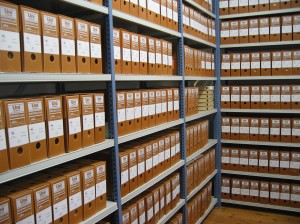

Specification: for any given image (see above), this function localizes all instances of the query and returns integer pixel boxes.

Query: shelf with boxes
[222,139,300,148]
[157,199,185,224]
[187,139,218,163]
[82,201,118,224]
[196,198,218,224]
[221,176,300,212]
[61,0,108,14]
[220,40,300,48]
[115,75,183,81]
[221,109,300,114]
[221,75,300,80]
[184,0,215,18]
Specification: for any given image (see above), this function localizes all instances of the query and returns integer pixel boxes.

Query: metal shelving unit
[220,40,300,49]
[183,33,216,48]
[185,76,217,81]
[0,140,114,184]
[221,75,300,81]
[221,109,300,114]
[222,170,300,181]
[187,139,218,164]
[121,160,185,205]
[115,75,183,81]
[196,198,218,224]
[220,7,300,19]
[184,0,215,18]
[157,199,186,224]
[222,139,300,148]
[187,170,218,201]
[60,0,109,14]
[222,199,300,213]
[81,201,118,224]
[186,110,217,122]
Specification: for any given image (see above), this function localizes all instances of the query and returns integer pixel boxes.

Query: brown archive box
[158,183,165,218]
[249,0,259,12]
[230,21,239,44]
[269,150,280,174]
[260,86,271,109]
[282,51,293,75]
[173,88,179,120]
[292,85,300,109]
[41,11,60,73]
[292,118,300,143]
[0,101,9,173]
[230,148,240,170]
[239,0,248,13]
[259,150,269,173]
[155,90,162,125]
[221,54,231,76]
[250,118,259,141]
[270,0,280,10]
[131,33,140,74]
[117,92,126,136]
[249,180,259,202]
[113,28,121,74]
[166,0,173,29]
[221,22,230,45]
[170,133,176,166]
[219,0,229,15]
[125,91,135,133]
[161,90,168,123]
[136,145,145,187]
[249,19,259,43]
[281,118,292,142]
[221,86,230,108]
[148,37,156,75]
[241,179,250,202]
[221,117,231,139]
[139,35,148,75]
[0,197,11,223]
[155,39,162,75]
[122,207,130,224]
[120,0,130,14]
[4,99,31,169]
[164,135,171,169]
[250,53,261,76]
[241,53,250,76]
[272,51,282,76]
[63,95,82,152]
[148,90,156,127]
[20,6,43,72]
[80,94,95,148]
[239,20,249,43]
[229,0,239,14]
[231,178,241,201]
[259,118,269,141]
[137,197,146,224]
[261,52,271,76]
[270,182,280,205]
[231,86,241,108]
[280,183,291,207]
[271,85,281,109]
[161,0,167,28]
[221,177,230,199]
[162,41,168,75]
[145,192,154,224]
[172,0,179,31]
[133,91,142,132]
[44,96,65,157]
[281,85,291,109]
[221,147,230,170]
[121,30,132,74]
[59,15,76,73]
[148,0,161,25]
[241,86,250,109]
[145,142,153,182]
[281,0,291,9]
[128,148,138,192]
[280,151,291,175]
[112,0,121,10]
[282,16,293,41]
[230,118,240,140]
[152,188,160,222]
[240,118,250,141]
[231,53,241,76]
[0,1,21,72]
[290,152,300,176]
[259,0,269,11]
[291,184,300,208]
[158,137,166,173]
[119,151,129,196]
[90,23,102,74]
[0,186,34,224]
[142,90,149,129]
[251,86,261,109]
[259,18,270,42]
[270,118,280,142]
[259,181,269,204]
[294,15,300,40]
[94,93,105,143]
[270,17,281,42]
[293,0,300,7]
[164,178,171,214]
[128,202,138,224]
[26,98,47,163]
[240,148,249,171]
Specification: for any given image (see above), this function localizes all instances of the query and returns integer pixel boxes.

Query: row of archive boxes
[219,0,300,15]
[116,88,179,137]
[0,1,103,73]
[221,85,300,110]
[221,117,300,143]
[122,173,180,224]
[221,51,300,76]
[221,147,300,176]
[222,177,300,208]
[0,93,105,173]
[0,159,107,224]
[221,15,300,44]
[185,87,199,117]
[166,212,183,224]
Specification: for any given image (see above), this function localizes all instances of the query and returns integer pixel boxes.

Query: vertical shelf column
[103,0,122,223]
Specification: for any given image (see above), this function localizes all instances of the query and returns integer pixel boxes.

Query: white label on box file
[156,103,162,114]
[282,60,292,68]
[281,95,290,102]
[69,191,82,211]
[231,62,240,69]
[36,206,52,224]
[121,170,129,185]
[138,161,145,175]
[83,114,94,131]
[43,36,59,55]
[16,215,34,224]
[240,0,248,6]
[173,11,178,23]
[240,127,249,134]
[291,194,300,202]
[222,157,230,163]
[241,62,250,69]
[149,52,155,64]
[174,101,179,110]
[123,48,131,61]
[270,0,280,3]
[84,186,95,204]
[261,95,270,102]
[271,192,280,199]
[280,161,290,168]
[260,128,269,135]
[271,95,280,102]
[251,62,260,69]
[220,1,228,8]
[231,95,240,102]
[146,158,153,171]
[270,160,279,167]
[165,148,171,159]
[232,188,241,194]
[261,61,271,68]
[221,95,230,102]
[0,129,7,151]
[270,128,280,135]
[29,122,46,143]
[23,33,41,53]
[153,154,159,166]
[260,191,269,198]
[294,25,300,32]
[240,158,248,165]
[231,158,239,164]
[259,0,269,4]
[230,30,238,37]
[250,127,259,134]
[156,53,162,64]
[149,104,155,116]
[53,199,68,221]
[221,30,229,37]
[68,117,81,135]
[222,63,230,69]
[260,27,269,35]
[61,38,75,56]
[161,5,167,17]
[147,208,153,221]
[114,46,121,60]
[48,119,64,138]
[241,189,249,195]
[251,95,260,102]
[222,186,230,193]
[0,30,20,52]
[222,126,230,132]
[95,112,105,127]
[134,106,142,119]
[132,49,139,62]
[280,193,290,200]
[126,108,134,121]
[249,0,258,5]
[290,161,300,169]
[8,125,29,148]
[130,166,137,179]
[118,108,126,122]
[229,0,238,7]
[91,43,102,58]
[250,190,259,196]
[281,128,291,136]
[241,95,250,102]
[282,26,292,33]
[142,105,149,117]
[249,159,258,166]
[249,28,259,35]
[139,0,146,8]
[292,129,300,136]
[292,95,300,102]
[259,159,268,167]
[270,27,280,34]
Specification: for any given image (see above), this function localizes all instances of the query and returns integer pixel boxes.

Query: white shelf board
[186,110,217,122]
[113,10,181,37]
[184,33,216,48]
[0,140,114,184]
[60,0,108,14]
[185,76,217,81]
[187,170,218,201]
[187,139,218,164]
[157,199,185,224]
[196,198,218,224]
[221,75,300,81]
[220,40,300,49]
[0,73,111,83]
[222,139,300,148]
[222,199,300,213]
[184,0,215,18]
[221,109,300,114]
[115,74,182,81]
[81,201,118,224]
[118,119,184,144]
[121,160,185,205]
[221,170,300,181]
[220,8,300,19]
